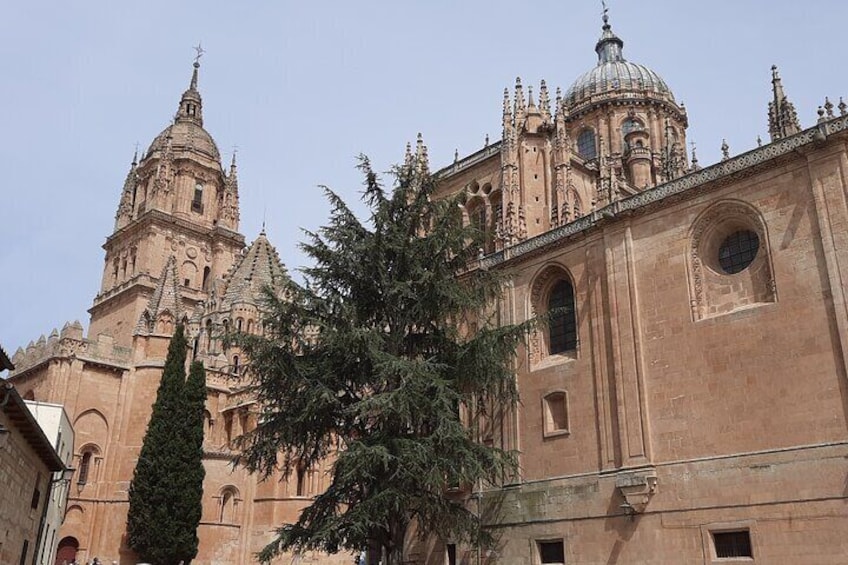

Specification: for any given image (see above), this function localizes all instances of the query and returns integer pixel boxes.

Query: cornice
[105,209,244,250]
[479,115,848,270]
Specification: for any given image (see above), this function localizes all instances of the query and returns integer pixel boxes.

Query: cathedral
[9,11,848,565]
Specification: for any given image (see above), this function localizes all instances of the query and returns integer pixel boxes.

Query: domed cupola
[144,60,221,163]
[563,13,678,116]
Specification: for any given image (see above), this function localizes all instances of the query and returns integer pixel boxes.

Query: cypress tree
[127,326,205,565]
[234,155,528,564]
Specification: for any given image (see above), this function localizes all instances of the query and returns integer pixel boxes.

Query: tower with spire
[90,58,246,347]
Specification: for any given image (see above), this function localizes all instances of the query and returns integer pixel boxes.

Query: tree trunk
[384,519,408,565]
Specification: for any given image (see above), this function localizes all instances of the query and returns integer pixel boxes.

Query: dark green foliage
[127,326,206,565]
[234,157,527,564]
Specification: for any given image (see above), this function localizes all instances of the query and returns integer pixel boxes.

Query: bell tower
[88,57,245,347]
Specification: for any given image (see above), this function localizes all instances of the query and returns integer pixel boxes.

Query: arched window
[246,319,254,334]
[77,446,100,486]
[577,129,597,160]
[232,355,240,376]
[219,487,239,523]
[202,266,211,291]
[296,462,308,497]
[203,410,213,438]
[548,280,577,355]
[192,182,203,213]
[236,318,243,332]
[205,319,214,352]
[224,413,234,444]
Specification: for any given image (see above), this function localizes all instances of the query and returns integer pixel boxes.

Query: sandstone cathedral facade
[10,13,848,565]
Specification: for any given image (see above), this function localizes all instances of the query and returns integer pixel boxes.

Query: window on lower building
[30,473,41,509]
[713,530,752,558]
[19,539,29,565]
[539,540,565,564]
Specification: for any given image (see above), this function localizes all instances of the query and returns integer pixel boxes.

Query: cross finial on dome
[595,2,624,64]
[190,44,204,91]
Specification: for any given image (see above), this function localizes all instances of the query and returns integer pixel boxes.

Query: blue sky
[0,1,844,354]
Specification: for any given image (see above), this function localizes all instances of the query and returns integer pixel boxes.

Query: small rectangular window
[713,530,752,558]
[539,540,565,564]
[30,473,41,509]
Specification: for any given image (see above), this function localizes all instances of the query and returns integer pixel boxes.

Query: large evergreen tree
[234,155,526,564]
[127,326,206,565]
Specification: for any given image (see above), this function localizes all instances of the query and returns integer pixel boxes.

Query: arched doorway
[55,536,79,565]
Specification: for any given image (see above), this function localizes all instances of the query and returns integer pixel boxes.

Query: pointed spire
[825,96,835,118]
[539,80,551,121]
[502,87,513,130]
[768,65,800,141]
[115,150,139,229]
[840,97,847,116]
[404,141,414,168]
[221,232,289,308]
[721,139,730,161]
[513,77,526,125]
[176,49,204,126]
[689,141,700,172]
[135,256,183,336]
[220,146,240,231]
[415,132,430,174]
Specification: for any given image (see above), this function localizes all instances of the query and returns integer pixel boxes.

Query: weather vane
[601,0,609,21]
[193,43,205,64]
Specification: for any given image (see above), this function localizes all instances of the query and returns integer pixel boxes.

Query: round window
[718,230,759,274]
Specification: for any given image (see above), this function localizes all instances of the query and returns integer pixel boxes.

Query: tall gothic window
[548,279,577,354]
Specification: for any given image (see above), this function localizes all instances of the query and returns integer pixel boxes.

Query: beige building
[0,382,68,565]
[8,11,848,565]
[24,400,75,565]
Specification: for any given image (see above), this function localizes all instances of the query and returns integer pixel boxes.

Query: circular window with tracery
[718,229,759,274]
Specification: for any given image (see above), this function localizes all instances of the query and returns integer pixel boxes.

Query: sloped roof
[222,231,288,309]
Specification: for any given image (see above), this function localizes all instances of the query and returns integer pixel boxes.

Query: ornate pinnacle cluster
[768,65,801,141]
[403,132,430,175]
